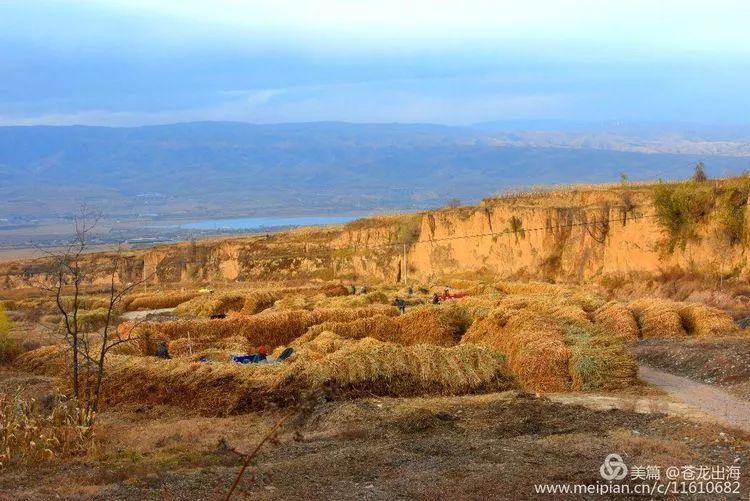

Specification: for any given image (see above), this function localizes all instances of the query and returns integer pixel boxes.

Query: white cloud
[57,0,750,54]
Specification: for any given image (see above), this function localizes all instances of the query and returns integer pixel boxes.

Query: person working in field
[432,293,441,304]
[394,297,406,314]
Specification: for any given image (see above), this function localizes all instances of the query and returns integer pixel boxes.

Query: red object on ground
[258,345,267,355]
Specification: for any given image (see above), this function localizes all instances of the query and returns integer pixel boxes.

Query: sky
[1,0,750,126]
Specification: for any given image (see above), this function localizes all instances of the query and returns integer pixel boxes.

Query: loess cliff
[3,179,750,288]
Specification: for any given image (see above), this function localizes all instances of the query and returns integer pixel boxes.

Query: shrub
[652,182,715,252]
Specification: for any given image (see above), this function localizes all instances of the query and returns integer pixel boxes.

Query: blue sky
[1,0,750,126]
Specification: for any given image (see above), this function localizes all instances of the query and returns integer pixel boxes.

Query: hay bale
[462,307,572,392]
[498,295,591,327]
[394,307,464,346]
[240,291,283,314]
[299,315,401,346]
[677,303,737,337]
[628,299,686,338]
[59,308,112,333]
[124,291,199,311]
[175,293,247,317]
[594,301,640,339]
[91,336,516,415]
[132,305,399,352]
[564,325,637,390]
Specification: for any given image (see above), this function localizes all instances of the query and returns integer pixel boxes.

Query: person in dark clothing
[407,286,413,296]
[350,284,357,295]
[155,341,171,359]
[394,297,406,314]
[432,293,441,305]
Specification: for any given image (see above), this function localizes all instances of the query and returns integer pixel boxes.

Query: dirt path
[638,365,750,432]
[548,366,750,433]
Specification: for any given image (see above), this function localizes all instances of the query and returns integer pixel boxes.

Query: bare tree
[28,206,148,419]
[693,162,708,182]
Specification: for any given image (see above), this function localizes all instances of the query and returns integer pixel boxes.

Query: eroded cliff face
[3,184,748,288]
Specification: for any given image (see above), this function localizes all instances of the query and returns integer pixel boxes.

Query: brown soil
[1,371,749,500]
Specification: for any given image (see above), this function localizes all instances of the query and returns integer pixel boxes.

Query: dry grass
[239,290,284,314]
[39,335,516,415]
[497,295,591,326]
[564,324,637,390]
[594,301,640,339]
[628,299,686,338]
[123,291,198,311]
[299,315,401,346]
[128,305,400,354]
[677,303,737,337]
[0,390,94,467]
[462,307,572,392]
[175,292,248,317]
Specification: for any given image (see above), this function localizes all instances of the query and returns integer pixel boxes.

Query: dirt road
[638,365,750,432]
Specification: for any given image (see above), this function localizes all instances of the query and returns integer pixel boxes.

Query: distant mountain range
[1,121,749,222]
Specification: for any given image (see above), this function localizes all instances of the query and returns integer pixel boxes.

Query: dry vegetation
[0,389,94,468]
[8,278,743,409]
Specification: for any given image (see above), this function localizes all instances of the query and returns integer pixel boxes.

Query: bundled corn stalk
[58,308,112,333]
[676,303,737,337]
[492,281,605,312]
[564,324,637,390]
[394,305,470,346]
[240,290,283,314]
[129,305,399,353]
[175,292,248,317]
[498,295,591,327]
[299,315,401,346]
[462,307,572,392]
[593,301,640,339]
[84,335,517,415]
[123,291,199,311]
[628,299,686,338]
